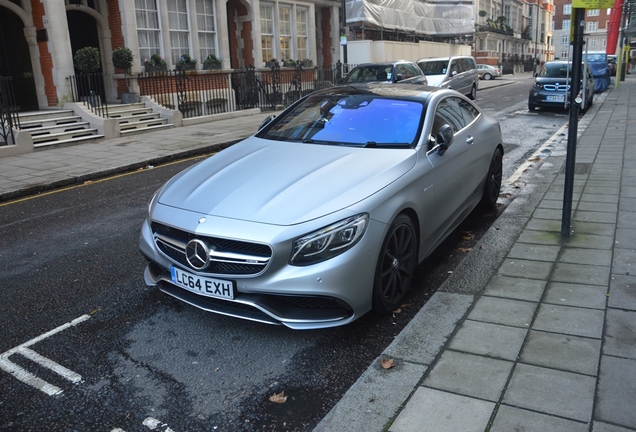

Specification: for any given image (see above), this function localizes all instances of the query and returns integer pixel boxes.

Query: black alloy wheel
[481,147,503,209]
[372,214,417,313]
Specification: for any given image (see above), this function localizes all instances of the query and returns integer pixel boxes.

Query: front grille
[151,222,272,275]
[543,83,570,91]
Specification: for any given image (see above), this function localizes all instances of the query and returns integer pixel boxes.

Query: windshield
[259,93,424,147]
[345,65,394,83]
[539,63,572,78]
[417,60,448,75]
[583,53,607,62]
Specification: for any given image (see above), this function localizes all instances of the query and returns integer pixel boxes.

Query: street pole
[561,7,585,237]
[341,0,348,64]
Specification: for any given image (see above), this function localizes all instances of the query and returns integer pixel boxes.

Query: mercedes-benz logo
[185,239,209,270]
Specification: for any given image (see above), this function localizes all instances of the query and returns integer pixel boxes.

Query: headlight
[533,83,544,90]
[290,214,369,266]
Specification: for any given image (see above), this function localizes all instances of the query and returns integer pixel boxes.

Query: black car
[342,61,428,85]
[528,61,594,112]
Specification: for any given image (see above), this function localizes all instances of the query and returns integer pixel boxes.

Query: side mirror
[259,115,276,130]
[394,73,404,82]
[436,124,454,156]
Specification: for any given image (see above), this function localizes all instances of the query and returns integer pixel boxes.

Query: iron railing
[0,76,20,146]
[67,73,109,117]
[137,63,349,119]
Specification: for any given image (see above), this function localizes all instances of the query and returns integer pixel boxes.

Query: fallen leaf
[458,247,472,253]
[392,307,402,314]
[381,358,395,369]
[269,391,288,404]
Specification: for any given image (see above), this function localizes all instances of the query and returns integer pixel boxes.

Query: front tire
[468,84,477,100]
[483,73,492,80]
[372,214,417,313]
[481,147,503,209]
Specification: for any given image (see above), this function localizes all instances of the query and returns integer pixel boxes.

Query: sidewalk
[1,75,634,432]
[316,76,636,431]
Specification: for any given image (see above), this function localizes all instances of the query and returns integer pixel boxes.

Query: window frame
[135,0,163,64]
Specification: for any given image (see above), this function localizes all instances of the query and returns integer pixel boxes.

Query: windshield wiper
[363,141,411,148]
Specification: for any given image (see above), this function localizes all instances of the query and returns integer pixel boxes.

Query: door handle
[466,136,474,145]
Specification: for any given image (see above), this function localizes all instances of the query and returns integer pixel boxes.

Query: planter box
[144,65,167,73]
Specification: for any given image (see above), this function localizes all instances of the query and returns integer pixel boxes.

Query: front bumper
[139,206,386,330]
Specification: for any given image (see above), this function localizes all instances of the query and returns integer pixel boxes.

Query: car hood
[157,137,416,226]
[425,75,445,87]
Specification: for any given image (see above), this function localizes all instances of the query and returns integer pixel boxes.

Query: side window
[450,61,458,75]
[395,64,411,79]
[406,63,421,77]
[434,98,465,133]
[457,99,480,125]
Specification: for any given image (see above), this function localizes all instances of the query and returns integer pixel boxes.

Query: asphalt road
[0,78,582,431]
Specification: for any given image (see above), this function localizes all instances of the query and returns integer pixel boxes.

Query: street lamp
[341,0,348,64]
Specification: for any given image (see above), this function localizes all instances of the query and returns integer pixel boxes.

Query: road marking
[0,314,91,396]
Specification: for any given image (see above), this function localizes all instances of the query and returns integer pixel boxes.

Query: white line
[1,314,91,357]
[0,314,91,395]
[0,357,62,396]
[18,347,82,383]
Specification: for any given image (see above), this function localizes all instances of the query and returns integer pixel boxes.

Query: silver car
[139,84,503,329]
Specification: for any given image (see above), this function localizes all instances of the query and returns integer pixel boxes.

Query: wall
[346,40,472,64]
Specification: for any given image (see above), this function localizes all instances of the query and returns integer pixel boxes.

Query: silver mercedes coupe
[139,83,503,329]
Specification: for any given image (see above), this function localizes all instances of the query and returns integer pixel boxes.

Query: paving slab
[422,350,513,401]
[389,387,494,432]
[482,275,546,302]
[448,320,527,361]
[504,363,596,422]
[603,309,636,359]
[468,296,537,328]
[551,262,611,286]
[595,356,636,428]
[490,405,589,432]
[532,303,605,338]
[608,274,636,311]
[519,330,601,375]
[497,258,554,279]
[543,281,609,309]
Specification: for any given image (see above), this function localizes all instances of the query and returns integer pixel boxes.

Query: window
[168,0,190,64]
[587,9,599,16]
[563,4,571,14]
[562,19,570,30]
[279,6,292,61]
[260,3,311,65]
[296,8,308,61]
[135,0,161,63]
[561,49,570,59]
[197,0,217,60]
[586,21,598,32]
[562,34,569,45]
[261,4,274,62]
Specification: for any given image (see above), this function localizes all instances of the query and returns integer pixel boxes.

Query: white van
[416,56,479,100]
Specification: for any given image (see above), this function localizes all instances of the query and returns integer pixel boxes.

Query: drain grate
[560,162,592,174]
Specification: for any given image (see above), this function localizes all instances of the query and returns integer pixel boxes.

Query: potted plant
[176,53,197,71]
[112,46,138,103]
[266,58,278,68]
[144,54,167,73]
[203,54,223,70]
[282,58,297,68]
[301,59,313,67]
[75,46,101,74]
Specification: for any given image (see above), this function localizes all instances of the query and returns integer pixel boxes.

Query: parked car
[528,60,594,112]
[477,64,502,80]
[342,61,428,85]
[417,56,479,99]
[139,83,503,329]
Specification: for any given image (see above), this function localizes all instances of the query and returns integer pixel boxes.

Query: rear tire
[481,147,503,209]
[372,214,417,313]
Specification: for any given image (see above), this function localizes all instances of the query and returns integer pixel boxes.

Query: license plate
[170,266,234,300]
[547,95,564,102]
